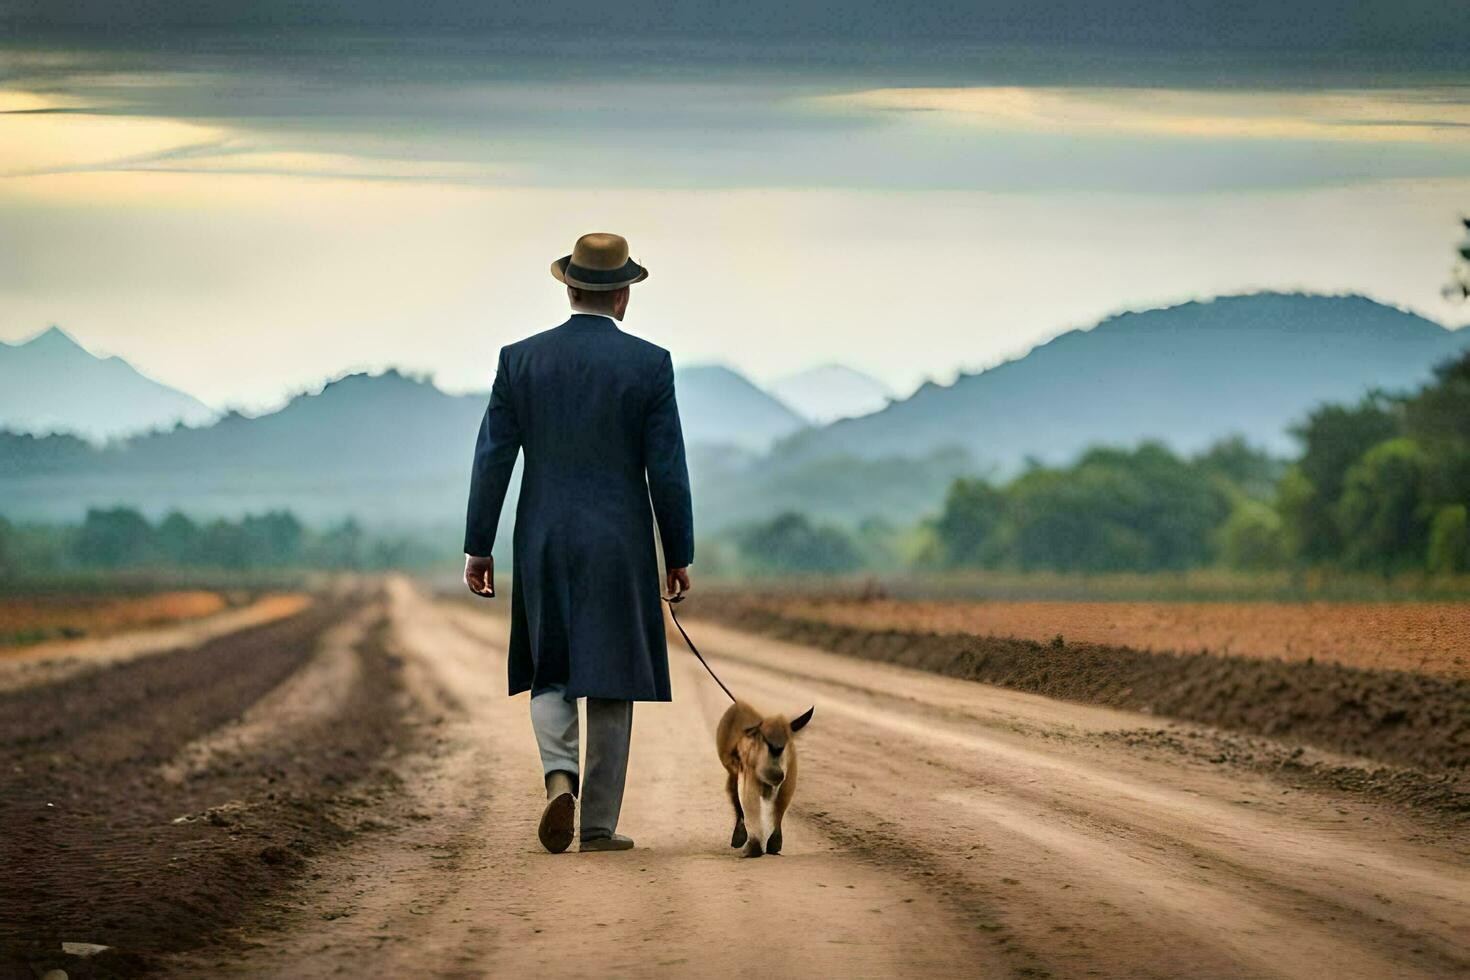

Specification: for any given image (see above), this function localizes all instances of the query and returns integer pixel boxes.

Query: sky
[2,4,1468,412]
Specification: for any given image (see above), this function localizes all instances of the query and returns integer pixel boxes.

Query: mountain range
[768,364,892,426]
[0,327,843,453]
[0,327,216,442]
[782,293,1470,472]
[674,364,807,450]
[3,293,1466,533]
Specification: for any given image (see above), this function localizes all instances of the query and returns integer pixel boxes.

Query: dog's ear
[790,706,815,733]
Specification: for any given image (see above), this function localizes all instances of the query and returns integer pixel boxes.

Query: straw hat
[550,233,649,291]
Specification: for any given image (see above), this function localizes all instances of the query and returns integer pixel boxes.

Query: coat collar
[564,312,618,330]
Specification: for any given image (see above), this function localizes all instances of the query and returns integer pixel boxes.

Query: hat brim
[551,255,649,291]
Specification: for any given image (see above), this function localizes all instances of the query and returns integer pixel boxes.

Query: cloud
[6,0,1468,58]
[3,175,1467,410]
[814,87,1470,144]
[0,87,522,183]
[0,91,224,177]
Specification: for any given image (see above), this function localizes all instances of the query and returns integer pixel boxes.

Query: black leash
[662,594,737,703]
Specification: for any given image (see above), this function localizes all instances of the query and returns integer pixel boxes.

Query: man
[463,232,693,854]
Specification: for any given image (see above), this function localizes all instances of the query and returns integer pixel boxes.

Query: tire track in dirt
[0,591,416,978]
[694,600,1470,773]
[158,607,375,785]
[0,594,313,694]
[211,579,1002,979]
[30,578,1460,978]
[688,617,1470,979]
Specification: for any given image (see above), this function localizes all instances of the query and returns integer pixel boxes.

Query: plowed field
[756,597,1470,678]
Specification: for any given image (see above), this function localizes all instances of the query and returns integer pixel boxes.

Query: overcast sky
[2,7,1467,410]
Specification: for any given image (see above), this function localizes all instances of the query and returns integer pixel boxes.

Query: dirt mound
[691,598,1470,776]
[764,596,1470,678]
[0,599,415,978]
[1103,728,1468,817]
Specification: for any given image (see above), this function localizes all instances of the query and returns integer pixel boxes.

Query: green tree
[241,511,304,566]
[1274,465,1318,565]
[735,512,862,574]
[1403,351,1470,511]
[312,517,366,570]
[852,516,903,569]
[998,444,1229,573]
[1336,438,1429,573]
[1288,396,1398,561]
[198,518,250,567]
[933,478,1006,567]
[1001,465,1149,572]
[1426,504,1468,575]
[156,511,200,565]
[1215,499,1286,570]
[1194,436,1283,502]
[73,507,154,567]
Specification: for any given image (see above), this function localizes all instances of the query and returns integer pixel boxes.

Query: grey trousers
[529,687,633,840]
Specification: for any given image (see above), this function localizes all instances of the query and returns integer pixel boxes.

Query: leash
[662,593,737,703]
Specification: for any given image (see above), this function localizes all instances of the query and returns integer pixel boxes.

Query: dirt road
[4,579,1466,978]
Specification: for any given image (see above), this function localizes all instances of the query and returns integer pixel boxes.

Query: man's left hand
[464,554,495,597]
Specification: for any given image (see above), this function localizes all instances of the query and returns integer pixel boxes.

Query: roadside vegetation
[4,351,1467,603]
[708,350,1470,586]
[0,509,448,591]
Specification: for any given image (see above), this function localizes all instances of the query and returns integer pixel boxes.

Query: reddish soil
[689,595,1470,778]
[0,592,229,647]
[761,597,1470,679]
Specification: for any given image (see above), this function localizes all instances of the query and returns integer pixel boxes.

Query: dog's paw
[730,822,748,849]
[741,839,764,859]
[766,827,782,855]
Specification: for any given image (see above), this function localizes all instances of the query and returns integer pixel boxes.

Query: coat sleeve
[463,347,521,557]
[644,351,695,569]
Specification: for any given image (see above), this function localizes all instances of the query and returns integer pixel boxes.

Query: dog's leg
[737,772,764,858]
[769,775,794,855]
[726,770,747,848]
[757,785,777,855]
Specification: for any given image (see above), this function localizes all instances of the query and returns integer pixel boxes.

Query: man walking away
[463,232,694,853]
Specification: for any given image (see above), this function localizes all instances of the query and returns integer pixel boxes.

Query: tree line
[0,508,441,580]
[4,351,1466,580]
[721,350,1470,576]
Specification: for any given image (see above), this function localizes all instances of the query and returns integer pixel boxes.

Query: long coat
[463,314,694,701]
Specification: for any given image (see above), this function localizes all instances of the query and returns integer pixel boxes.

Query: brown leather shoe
[538,792,575,853]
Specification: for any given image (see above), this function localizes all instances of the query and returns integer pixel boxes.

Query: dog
[715,700,814,858]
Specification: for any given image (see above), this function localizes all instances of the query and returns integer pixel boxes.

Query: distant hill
[107,370,484,478]
[0,370,487,526]
[0,326,216,442]
[782,293,1470,470]
[674,364,807,451]
[0,363,827,529]
[769,364,892,425]
[8,294,1466,534]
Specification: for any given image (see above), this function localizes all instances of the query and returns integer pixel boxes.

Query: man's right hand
[465,554,495,597]
[666,567,691,599]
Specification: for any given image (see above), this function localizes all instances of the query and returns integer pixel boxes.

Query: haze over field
[4,293,1465,540]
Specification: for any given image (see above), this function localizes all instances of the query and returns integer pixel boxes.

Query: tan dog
[716,700,814,857]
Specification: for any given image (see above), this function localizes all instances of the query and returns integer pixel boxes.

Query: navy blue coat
[464,314,694,701]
